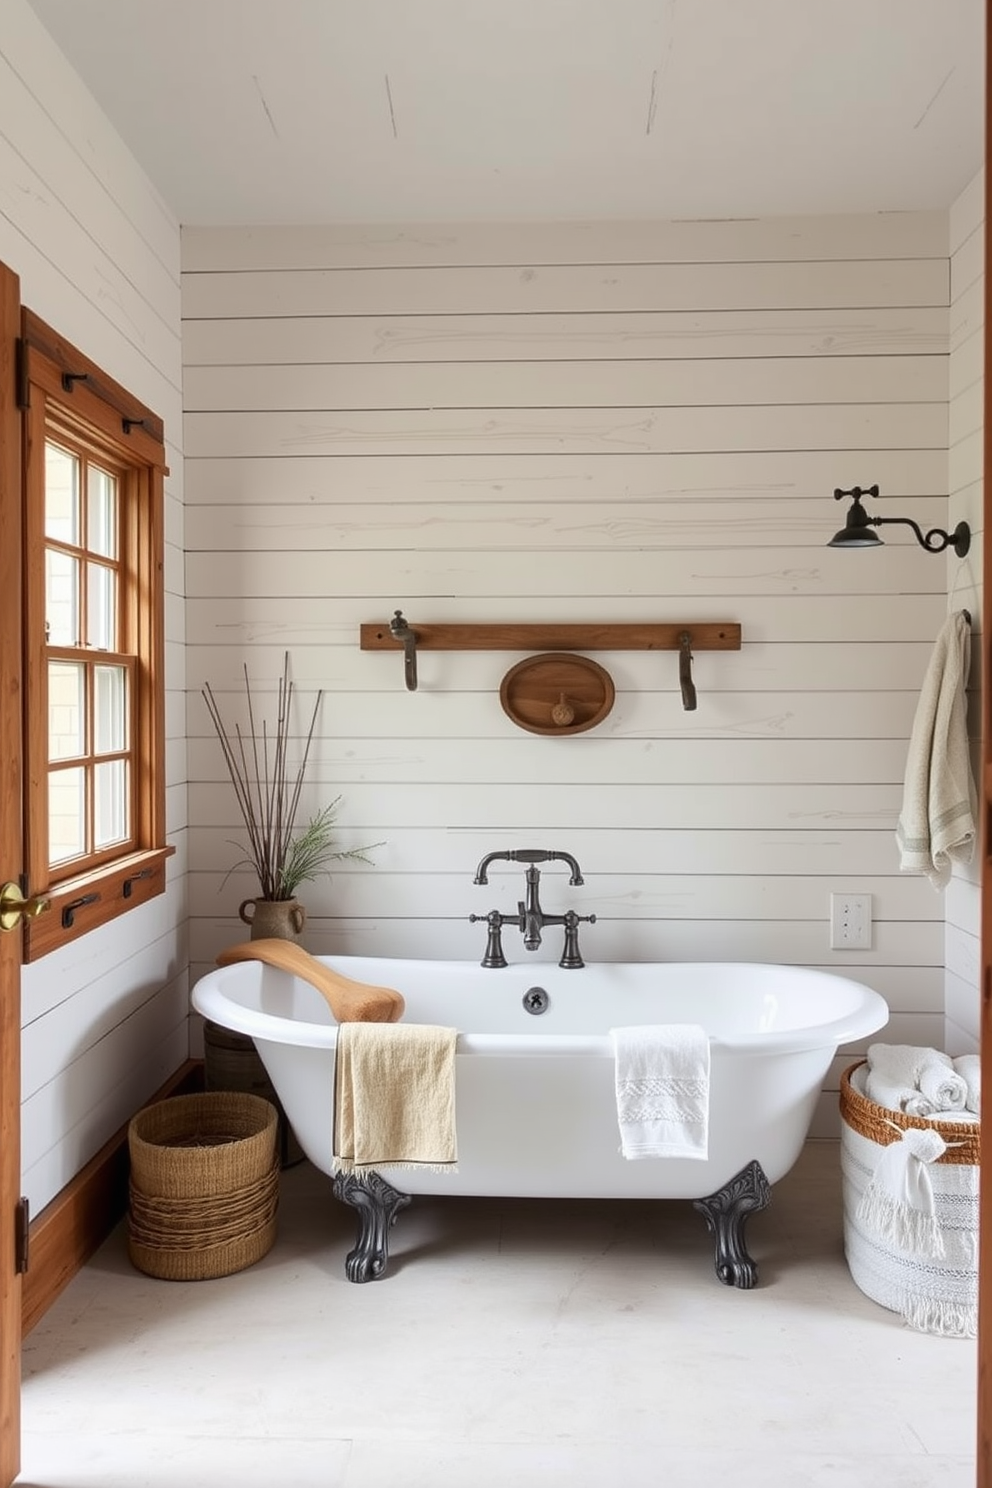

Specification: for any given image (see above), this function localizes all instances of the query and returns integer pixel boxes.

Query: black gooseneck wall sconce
[828,485,971,558]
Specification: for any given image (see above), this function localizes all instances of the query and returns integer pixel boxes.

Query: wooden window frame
[19,312,173,960]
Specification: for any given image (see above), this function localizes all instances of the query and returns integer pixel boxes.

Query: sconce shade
[828,488,884,548]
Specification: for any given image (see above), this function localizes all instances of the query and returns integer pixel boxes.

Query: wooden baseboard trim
[22,1059,203,1336]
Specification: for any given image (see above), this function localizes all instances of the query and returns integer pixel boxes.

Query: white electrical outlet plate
[829,893,872,950]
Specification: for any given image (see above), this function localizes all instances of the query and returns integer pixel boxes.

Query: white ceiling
[27,0,986,226]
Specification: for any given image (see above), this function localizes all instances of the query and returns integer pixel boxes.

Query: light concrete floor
[17,1142,977,1488]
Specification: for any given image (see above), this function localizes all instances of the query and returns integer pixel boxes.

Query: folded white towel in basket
[917,1061,968,1113]
[865,1043,961,1117]
[953,1054,981,1114]
[895,610,977,890]
[610,1024,710,1160]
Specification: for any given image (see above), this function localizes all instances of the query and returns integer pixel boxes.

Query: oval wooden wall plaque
[499,653,615,736]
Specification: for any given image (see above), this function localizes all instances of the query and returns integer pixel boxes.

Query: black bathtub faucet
[469,850,595,968]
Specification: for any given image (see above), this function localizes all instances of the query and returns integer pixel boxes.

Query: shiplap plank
[187,688,918,742]
[949,426,983,488]
[949,377,984,446]
[185,779,902,832]
[949,275,983,353]
[185,639,936,693]
[180,259,948,321]
[180,213,948,272]
[184,592,947,645]
[184,496,949,554]
[21,927,186,1098]
[21,974,189,1168]
[948,324,983,399]
[186,735,914,786]
[945,972,982,1047]
[188,915,940,970]
[0,131,181,396]
[184,823,910,879]
[181,307,949,368]
[950,221,984,303]
[183,355,946,414]
[187,868,939,925]
[183,402,947,459]
[4,2,178,276]
[183,448,949,507]
[185,544,944,601]
[20,1023,189,1217]
[946,922,980,990]
[949,170,984,256]
[945,873,981,932]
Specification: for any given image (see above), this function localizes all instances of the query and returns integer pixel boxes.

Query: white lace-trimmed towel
[953,1054,981,1114]
[856,1124,948,1262]
[332,1022,458,1176]
[865,1043,967,1117]
[610,1024,710,1160]
[895,610,977,890]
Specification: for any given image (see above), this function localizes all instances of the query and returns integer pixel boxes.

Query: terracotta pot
[238,897,306,940]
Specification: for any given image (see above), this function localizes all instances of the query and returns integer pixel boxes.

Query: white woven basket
[840,1061,979,1338]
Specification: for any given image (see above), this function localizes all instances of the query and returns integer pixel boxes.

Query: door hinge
[15,337,30,410]
[15,1197,29,1274]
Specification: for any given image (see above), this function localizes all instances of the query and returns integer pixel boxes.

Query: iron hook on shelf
[678,631,697,712]
[389,609,418,691]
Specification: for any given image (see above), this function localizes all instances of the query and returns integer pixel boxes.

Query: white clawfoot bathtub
[191,955,888,1285]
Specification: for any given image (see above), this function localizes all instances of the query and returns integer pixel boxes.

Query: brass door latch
[0,881,50,933]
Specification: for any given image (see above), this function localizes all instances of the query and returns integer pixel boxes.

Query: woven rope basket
[840,1061,979,1337]
[128,1092,279,1281]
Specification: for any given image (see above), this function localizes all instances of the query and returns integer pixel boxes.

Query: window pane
[45,443,79,544]
[49,767,85,866]
[48,661,84,760]
[87,562,116,650]
[94,664,127,753]
[46,550,79,645]
[94,759,128,849]
[88,466,117,558]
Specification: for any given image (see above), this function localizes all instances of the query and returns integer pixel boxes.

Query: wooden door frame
[0,265,23,1488]
[980,11,992,1483]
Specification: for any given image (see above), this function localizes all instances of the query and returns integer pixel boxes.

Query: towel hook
[389,609,418,691]
[678,631,697,712]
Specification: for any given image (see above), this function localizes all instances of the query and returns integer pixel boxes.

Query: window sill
[23,846,176,962]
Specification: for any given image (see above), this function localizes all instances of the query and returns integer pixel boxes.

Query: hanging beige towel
[332,1022,458,1175]
[895,611,977,890]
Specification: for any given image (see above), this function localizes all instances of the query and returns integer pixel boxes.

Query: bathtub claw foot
[332,1170,412,1282]
[692,1159,771,1289]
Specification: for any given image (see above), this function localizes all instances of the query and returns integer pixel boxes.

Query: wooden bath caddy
[499,653,615,736]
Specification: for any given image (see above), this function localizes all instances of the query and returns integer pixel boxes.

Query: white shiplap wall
[182,212,954,1137]
[2,0,188,1212]
[946,167,985,1056]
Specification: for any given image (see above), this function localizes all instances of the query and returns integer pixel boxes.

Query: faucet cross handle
[469,909,509,968]
[559,910,597,970]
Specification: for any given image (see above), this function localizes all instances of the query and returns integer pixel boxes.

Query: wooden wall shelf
[360,621,741,653]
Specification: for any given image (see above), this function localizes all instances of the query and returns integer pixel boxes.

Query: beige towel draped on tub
[332,1022,458,1175]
